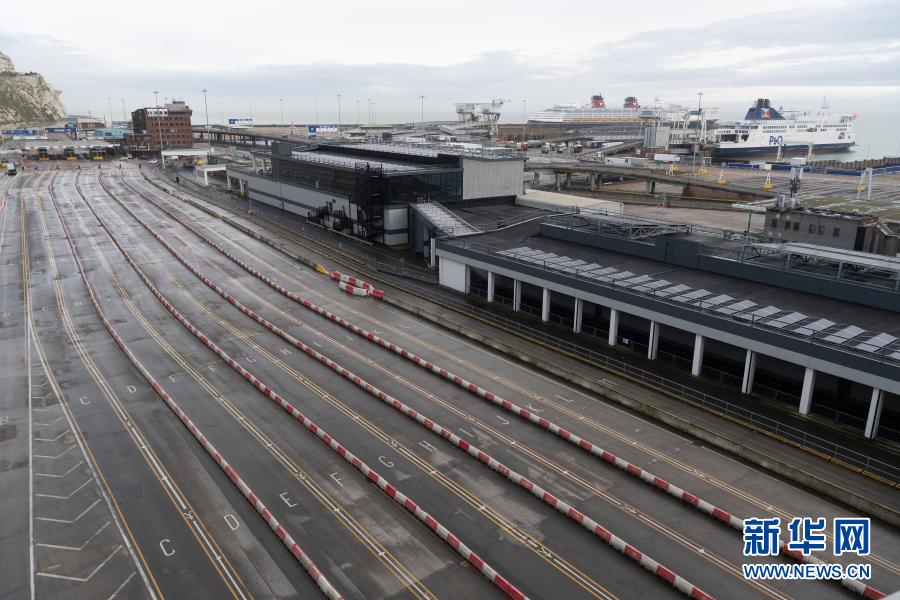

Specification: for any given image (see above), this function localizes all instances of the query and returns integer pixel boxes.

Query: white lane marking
[36,498,101,523]
[554,394,573,403]
[34,416,63,426]
[36,545,122,581]
[34,445,76,460]
[107,572,137,599]
[36,521,111,551]
[329,473,344,488]
[34,460,84,478]
[34,430,67,442]
[35,478,93,500]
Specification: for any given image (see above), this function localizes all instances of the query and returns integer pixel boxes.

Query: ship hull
[713,142,855,159]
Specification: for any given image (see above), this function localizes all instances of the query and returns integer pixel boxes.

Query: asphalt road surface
[1,162,898,600]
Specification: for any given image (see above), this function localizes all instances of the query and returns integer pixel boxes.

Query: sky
[2,0,900,125]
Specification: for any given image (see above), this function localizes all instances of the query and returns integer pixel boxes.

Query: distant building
[764,205,899,255]
[92,128,133,140]
[130,101,193,150]
[225,141,524,246]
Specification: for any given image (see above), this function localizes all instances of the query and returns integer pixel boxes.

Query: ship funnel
[623,96,640,109]
[591,94,605,109]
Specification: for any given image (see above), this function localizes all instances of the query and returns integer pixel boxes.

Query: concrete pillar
[555,172,562,190]
[647,320,660,360]
[607,308,619,346]
[486,271,495,302]
[238,179,247,197]
[864,388,884,439]
[541,288,550,322]
[512,279,522,312]
[225,175,232,190]
[741,350,757,394]
[565,173,572,188]
[464,265,471,294]
[573,298,583,334]
[691,334,705,376]
[203,170,209,187]
[429,237,436,268]
[799,367,816,415]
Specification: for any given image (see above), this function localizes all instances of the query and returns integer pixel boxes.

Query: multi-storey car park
[2,161,900,600]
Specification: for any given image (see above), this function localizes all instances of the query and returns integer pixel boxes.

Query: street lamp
[219,101,224,125]
[249,99,253,126]
[693,91,704,173]
[154,91,159,107]
[356,100,360,127]
[337,94,342,131]
[153,90,164,155]
[107,96,112,127]
[315,101,319,124]
[201,88,209,136]
[522,98,527,143]
[280,97,284,127]
[121,98,126,121]
[419,95,426,125]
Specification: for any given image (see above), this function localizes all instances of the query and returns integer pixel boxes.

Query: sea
[814,110,900,161]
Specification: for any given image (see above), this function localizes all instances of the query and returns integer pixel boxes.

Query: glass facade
[272,156,462,205]
[385,171,462,204]
[273,158,358,196]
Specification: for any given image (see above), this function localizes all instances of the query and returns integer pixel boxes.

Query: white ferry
[711,98,857,158]
[528,94,704,126]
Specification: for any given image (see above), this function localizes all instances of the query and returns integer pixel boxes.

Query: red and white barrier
[104,178,716,600]
[129,174,886,600]
[55,175,345,600]
[337,281,369,297]
[90,176,529,600]
[331,271,384,299]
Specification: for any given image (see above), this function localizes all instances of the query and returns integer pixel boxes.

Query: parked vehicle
[541,144,550,154]
[6,161,16,176]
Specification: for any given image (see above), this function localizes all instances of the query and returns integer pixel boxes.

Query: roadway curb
[142,172,900,531]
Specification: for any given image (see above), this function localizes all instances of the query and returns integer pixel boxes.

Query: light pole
[419,95,425,125]
[107,96,113,127]
[154,91,159,107]
[337,94,342,131]
[280,97,284,127]
[693,91,703,173]
[219,101,224,125]
[367,98,372,126]
[153,90,164,155]
[315,101,319,124]
[248,99,253,126]
[356,100,360,126]
[201,88,209,136]
[522,98,527,144]
[121,98,126,121]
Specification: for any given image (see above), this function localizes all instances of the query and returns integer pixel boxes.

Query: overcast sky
[3,0,899,124]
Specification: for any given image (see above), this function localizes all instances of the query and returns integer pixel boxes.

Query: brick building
[130,101,193,149]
